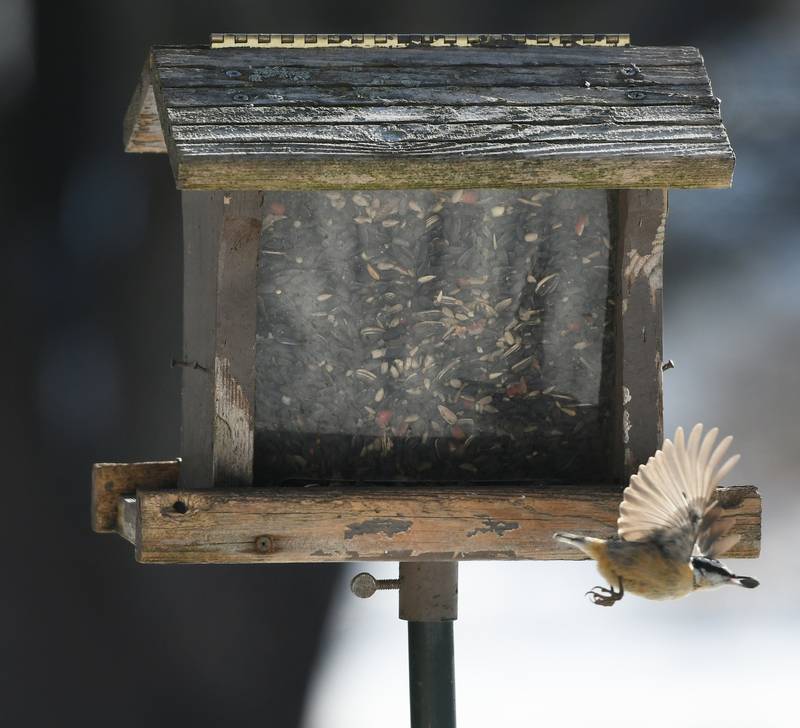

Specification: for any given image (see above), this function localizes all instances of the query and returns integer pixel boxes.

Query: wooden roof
[124,43,735,189]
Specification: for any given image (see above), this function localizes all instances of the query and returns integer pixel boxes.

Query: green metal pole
[350,563,458,727]
[400,562,458,728]
[408,621,456,728]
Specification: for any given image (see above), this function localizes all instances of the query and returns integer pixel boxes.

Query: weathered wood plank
[160,84,717,109]
[180,192,264,488]
[91,460,179,532]
[131,483,761,563]
[123,60,166,153]
[166,103,724,127]
[170,122,727,146]
[177,139,731,158]
[127,44,734,189]
[158,63,709,89]
[152,45,704,69]
[615,189,668,480]
[173,145,734,190]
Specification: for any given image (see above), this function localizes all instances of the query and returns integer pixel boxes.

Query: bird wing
[617,424,740,562]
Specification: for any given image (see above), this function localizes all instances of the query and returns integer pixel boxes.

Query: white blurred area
[304,21,800,728]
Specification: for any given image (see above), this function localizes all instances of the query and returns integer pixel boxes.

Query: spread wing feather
[617,424,740,561]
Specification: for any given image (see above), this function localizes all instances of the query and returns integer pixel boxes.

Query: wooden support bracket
[91,460,180,532]
[93,461,761,564]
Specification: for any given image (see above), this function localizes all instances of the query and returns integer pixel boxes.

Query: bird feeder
[95,33,761,727]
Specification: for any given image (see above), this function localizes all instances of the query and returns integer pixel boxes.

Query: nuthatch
[555,424,759,606]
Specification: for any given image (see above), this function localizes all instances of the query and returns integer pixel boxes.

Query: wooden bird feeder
[96,33,761,565]
[96,33,762,726]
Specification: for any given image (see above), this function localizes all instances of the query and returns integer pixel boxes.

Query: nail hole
[232,93,250,102]
[255,535,273,553]
[173,500,188,514]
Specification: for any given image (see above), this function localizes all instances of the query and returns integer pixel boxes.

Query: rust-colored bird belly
[596,541,694,601]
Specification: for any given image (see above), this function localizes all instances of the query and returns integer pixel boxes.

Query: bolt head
[350,572,378,598]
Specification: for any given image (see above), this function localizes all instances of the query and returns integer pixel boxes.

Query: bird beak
[732,575,760,588]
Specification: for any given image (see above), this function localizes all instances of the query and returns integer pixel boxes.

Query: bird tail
[553,532,606,558]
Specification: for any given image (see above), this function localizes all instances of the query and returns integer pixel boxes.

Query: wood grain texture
[91,460,179,532]
[131,483,760,563]
[174,151,734,191]
[166,103,723,126]
[152,45,705,69]
[127,44,735,189]
[161,84,717,109]
[123,60,167,153]
[180,192,263,488]
[615,189,668,480]
[170,122,727,145]
[157,63,711,89]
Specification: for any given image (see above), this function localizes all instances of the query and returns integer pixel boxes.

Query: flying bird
[555,424,759,606]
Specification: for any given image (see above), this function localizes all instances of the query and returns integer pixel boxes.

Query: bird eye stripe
[692,557,732,577]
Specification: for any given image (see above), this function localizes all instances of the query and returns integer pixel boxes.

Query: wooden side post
[180,191,264,488]
[615,189,667,480]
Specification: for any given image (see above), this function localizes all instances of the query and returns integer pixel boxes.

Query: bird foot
[585,585,623,607]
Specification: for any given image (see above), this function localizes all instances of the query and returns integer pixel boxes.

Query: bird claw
[585,585,622,607]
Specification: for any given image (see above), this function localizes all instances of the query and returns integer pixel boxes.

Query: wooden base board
[93,461,761,564]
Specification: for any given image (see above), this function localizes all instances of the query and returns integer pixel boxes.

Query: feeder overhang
[124,41,734,190]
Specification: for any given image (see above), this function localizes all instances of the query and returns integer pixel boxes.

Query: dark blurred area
[2,2,796,726]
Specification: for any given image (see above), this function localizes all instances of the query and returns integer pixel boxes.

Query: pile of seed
[254,188,615,483]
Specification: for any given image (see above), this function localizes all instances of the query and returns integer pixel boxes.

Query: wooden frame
[92,462,761,563]
[126,44,735,190]
[179,186,660,491]
[91,184,762,564]
[179,191,263,488]
[97,40,760,564]
[615,188,667,480]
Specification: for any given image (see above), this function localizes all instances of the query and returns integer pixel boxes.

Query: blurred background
[2,1,797,726]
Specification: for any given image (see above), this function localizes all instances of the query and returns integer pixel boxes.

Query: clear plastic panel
[255,189,615,483]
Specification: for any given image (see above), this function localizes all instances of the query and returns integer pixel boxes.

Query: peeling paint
[622,386,631,405]
[417,551,457,560]
[458,550,517,560]
[345,549,413,560]
[622,409,631,444]
[214,355,254,485]
[344,518,412,540]
[466,517,519,537]
[624,215,665,308]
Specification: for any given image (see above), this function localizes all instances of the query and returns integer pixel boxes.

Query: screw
[254,535,274,553]
[350,572,400,598]
[232,93,250,102]
[662,359,676,372]
[626,90,646,100]
[225,69,242,78]
[621,64,640,77]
